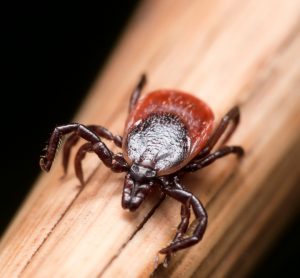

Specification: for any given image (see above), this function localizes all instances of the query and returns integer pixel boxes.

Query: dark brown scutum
[126,113,189,174]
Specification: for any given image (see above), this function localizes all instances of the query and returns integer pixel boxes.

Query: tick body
[40,74,244,257]
[123,90,214,176]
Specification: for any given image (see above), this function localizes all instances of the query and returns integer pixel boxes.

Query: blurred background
[1,1,299,276]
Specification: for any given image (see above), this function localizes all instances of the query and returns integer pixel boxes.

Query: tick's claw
[39,157,51,172]
[159,245,172,254]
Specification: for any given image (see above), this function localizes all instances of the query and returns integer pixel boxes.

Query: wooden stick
[1,0,300,277]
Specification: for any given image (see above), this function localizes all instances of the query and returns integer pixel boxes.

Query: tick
[40,74,244,256]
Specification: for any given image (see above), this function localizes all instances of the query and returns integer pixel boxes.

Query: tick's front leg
[158,177,207,254]
[62,125,122,174]
[40,124,114,173]
[164,202,191,265]
[40,124,99,172]
[74,143,128,186]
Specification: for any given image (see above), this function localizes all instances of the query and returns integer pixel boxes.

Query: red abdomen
[123,90,214,175]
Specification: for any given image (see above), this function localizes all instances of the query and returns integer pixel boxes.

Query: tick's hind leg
[62,125,123,174]
[185,106,244,172]
[128,74,146,113]
[197,106,241,159]
[184,146,244,172]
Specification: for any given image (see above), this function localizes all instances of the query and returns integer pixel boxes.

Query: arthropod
[40,74,244,255]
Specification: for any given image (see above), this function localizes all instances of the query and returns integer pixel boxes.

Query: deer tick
[40,74,244,256]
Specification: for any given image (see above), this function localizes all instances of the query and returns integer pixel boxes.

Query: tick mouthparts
[122,191,144,211]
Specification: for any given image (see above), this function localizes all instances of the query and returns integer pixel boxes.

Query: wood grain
[1,0,300,277]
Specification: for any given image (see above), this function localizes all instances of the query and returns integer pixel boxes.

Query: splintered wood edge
[1,0,300,277]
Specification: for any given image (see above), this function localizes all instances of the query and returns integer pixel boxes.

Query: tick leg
[74,143,128,185]
[111,153,129,173]
[63,134,80,174]
[169,179,191,241]
[164,203,191,265]
[128,74,146,113]
[164,177,191,266]
[197,106,241,159]
[40,123,126,174]
[63,125,122,174]
[74,142,93,185]
[159,177,207,254]
[88,125,123,147]
[184,146,244,172]
[175,204,191,240]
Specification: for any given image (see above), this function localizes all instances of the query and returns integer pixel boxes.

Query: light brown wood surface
[1,0,300,277]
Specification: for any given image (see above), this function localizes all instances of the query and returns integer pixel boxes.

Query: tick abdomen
[126,113,189,172]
